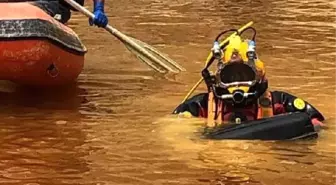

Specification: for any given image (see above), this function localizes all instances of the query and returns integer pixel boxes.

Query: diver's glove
[202,69,216,87]
[312,118,324,132]
[89,1,108,27]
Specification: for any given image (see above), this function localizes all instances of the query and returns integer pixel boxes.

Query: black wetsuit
[35,0,85,23]
[173,91,324,123]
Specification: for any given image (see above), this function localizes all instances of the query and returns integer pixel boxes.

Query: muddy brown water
[0,0,335,185]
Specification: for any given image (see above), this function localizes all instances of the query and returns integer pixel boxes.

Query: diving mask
[213,62,259,104]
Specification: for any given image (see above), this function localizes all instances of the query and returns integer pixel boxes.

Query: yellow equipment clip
[293,98,306,110]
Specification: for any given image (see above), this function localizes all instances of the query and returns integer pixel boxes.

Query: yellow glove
[178,111,193,118]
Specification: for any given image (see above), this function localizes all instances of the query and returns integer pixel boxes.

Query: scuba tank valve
[212,41,222,59]
[247,40,256,65]
[248,40,256,52]
[212,41,225,70]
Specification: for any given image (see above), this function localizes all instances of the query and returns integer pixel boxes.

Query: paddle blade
[129,37,186,72]
[124,42,169,73]
[122,37,185,73]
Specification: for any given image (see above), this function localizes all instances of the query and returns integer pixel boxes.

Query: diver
[173,27,325,133]
[32,0,108,27]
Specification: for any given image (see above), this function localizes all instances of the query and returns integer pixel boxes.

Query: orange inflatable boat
[0,2,87,87]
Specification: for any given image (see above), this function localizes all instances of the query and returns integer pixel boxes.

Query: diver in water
[33,0,108,27]
[173,27,325,133]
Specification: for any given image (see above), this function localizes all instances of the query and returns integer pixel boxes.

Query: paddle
[181,21,254,103]
[63,0,185,74]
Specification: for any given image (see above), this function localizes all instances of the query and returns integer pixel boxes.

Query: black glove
[202,69,216,87]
